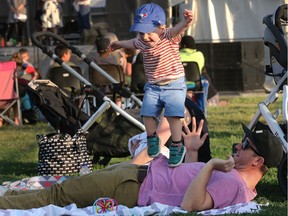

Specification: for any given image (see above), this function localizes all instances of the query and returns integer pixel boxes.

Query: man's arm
[180,157,235,211]
[170,9,193,38]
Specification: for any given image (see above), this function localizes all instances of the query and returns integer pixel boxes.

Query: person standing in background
[42,0,63,45]
[6,0,27,46]
[73,0,91,34]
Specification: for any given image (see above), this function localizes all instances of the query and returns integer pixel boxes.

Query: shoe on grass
[168,144,186,167]
[147,135,160,158]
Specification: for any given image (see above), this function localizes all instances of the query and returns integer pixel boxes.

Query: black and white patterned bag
[37,130,92,175]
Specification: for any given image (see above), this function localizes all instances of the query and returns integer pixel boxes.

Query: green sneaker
[147,135,160,157]
[168,144,186,167]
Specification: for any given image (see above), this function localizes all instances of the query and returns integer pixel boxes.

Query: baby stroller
[28,32,145,165]
[248,4,287,195]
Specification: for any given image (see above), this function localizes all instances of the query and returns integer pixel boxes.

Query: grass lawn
[0,93,286,215]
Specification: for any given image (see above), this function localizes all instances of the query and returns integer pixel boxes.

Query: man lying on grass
[0,118,283,211]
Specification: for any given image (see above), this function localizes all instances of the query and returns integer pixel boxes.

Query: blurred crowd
[0,0,92,47]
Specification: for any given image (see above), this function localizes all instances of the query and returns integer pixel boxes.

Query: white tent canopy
[183,0,286,43]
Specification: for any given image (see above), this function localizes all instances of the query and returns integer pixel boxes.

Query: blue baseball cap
[130,3,166,33]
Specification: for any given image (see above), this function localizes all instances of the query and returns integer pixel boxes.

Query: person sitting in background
[94,35,127,107]
[179,35,208,114]
[10,52,37,124]
[47,44,76,69]
[180,35,205,73]
[46,44,82,97]
[179,36,227,108]
[19,48,40,80]
[0,118,283,212]
[94,35,127,72]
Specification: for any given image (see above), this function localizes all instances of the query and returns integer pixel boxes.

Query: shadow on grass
[260,204,288,216]
[256,181,287,202]
[0,160,38,182]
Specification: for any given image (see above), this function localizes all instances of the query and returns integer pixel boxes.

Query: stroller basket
[28,80,143,161]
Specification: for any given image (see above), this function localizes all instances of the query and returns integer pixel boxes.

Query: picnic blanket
[0,176,267,216]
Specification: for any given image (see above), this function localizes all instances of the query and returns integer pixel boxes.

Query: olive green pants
[0,163,140,209]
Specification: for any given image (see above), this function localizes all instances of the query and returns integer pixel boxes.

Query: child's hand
[107,41,121,52]
[183,9,193,25]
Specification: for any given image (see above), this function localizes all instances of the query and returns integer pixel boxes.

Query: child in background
[19,48,39,80]
[109,3,193,167]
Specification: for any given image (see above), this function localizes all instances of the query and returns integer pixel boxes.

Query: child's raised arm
[108,39,136,51]
[170,9,193,38]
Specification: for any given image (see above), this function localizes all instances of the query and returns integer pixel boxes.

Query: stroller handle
[263,14,287,69]
[31,31,145,131]
[31,31,142,107]
[31,31,69,49]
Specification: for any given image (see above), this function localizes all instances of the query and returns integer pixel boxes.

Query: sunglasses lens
[242,139,249,150]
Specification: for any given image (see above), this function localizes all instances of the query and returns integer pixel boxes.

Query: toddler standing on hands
[109,3,193,167]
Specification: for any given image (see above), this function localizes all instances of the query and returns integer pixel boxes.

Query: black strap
[137,165,149,183]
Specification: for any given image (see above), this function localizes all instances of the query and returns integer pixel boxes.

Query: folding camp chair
[90,64,124,88]
[0,61,22,126]
[183,61,209,116]
[46,65,85,108]
[46,65,83,96]
[89,64,125,104]
[131,53,145,94]
[131,61,146,95]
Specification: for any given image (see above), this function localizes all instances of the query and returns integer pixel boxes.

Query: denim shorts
[140,77,187,118]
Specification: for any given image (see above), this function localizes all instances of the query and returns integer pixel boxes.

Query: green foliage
[0,93,286,215]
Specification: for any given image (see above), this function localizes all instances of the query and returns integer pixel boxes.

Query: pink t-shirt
[138,155,256,209]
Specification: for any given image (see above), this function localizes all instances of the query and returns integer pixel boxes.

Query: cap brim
[130,23,156,33]
[241,123,254,143]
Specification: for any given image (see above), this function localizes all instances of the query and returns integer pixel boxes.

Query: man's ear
[253,156,265,166]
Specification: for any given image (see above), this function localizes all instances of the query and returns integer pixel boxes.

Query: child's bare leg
[166,117,182,142]
[13,105,20,125]
[143,116,158,136]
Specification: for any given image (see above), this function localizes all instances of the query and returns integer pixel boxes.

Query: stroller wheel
[98,157,112,166]
[277,153,287,196]
[92,154,111,166]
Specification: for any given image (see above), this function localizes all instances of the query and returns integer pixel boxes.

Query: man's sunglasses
[242,137,261,156]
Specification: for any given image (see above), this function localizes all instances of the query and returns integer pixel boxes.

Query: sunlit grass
[0,93,286,215]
